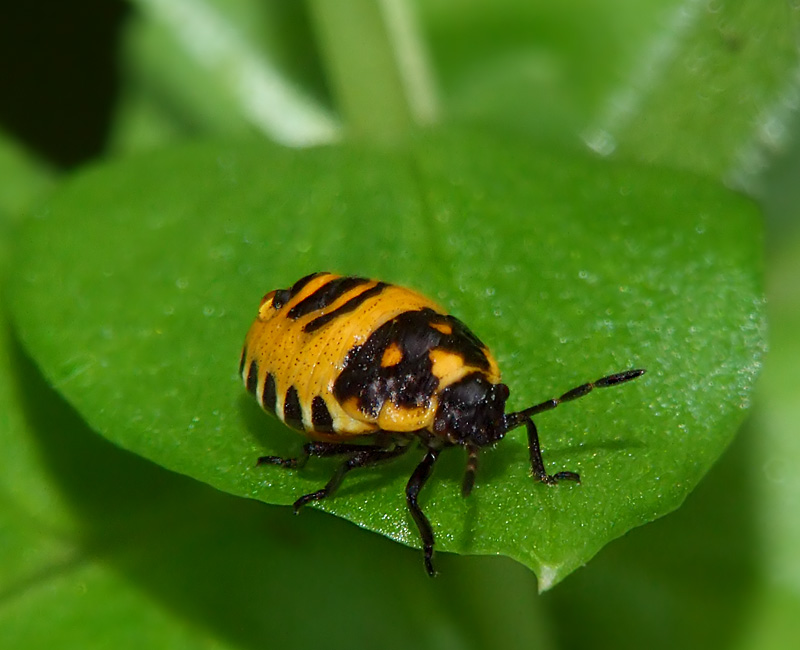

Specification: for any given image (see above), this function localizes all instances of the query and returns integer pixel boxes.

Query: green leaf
[7,130,764,587]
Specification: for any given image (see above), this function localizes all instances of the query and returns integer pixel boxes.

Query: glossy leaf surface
[8,131,764,587]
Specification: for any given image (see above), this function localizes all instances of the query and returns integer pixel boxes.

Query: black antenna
[505,368,646,430]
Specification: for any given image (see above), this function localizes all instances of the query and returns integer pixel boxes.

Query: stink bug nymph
[240,272,645,576]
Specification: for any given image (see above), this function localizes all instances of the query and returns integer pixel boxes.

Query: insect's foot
[552,470,581,484]
[423,549,436,577]
[257,455,297,468]
[292,490,324,513]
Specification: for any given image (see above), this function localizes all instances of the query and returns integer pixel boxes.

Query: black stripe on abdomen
[288,276,371,319]
[289,272,325,299]
[245,359,259,394]
[283,386,304,430]
[261,372,277,414]
[304,282,387,333]
[238,348,247,377]
[311,395,334,432]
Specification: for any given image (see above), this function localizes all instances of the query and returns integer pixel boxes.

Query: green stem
[306,0,438,143]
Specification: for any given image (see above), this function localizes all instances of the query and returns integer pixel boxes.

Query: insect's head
[433,373,510,497]
[433,373,510,448]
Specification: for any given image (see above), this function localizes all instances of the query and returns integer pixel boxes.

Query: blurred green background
[1,1,799,648]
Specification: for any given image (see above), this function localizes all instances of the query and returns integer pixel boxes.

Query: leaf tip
[536,562,563,593]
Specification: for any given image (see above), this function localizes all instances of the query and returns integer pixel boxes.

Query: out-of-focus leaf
[114,0,339,152]
[419,0,800,185]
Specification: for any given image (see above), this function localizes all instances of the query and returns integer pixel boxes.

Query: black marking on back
[311,395,335,432]
[246,359,259,395]
[303,282,388,333]
[238,348,247,377]
[261,372,277,414]
[273,272,325,310]
[333,308,491,418]
[288,276,371,320]
[283,386,304,430]
[291,272,326,297]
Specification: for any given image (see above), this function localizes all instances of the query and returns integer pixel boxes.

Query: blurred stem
[306,0,438,144]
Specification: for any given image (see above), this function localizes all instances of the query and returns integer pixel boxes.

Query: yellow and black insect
[240,272,644,575]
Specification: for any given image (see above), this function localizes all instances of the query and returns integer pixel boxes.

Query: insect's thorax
[332,308,501,436]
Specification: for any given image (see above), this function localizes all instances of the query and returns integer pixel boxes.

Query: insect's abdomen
[240,272,501,439]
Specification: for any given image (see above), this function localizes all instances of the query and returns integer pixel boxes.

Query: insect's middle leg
[405,446,441,577]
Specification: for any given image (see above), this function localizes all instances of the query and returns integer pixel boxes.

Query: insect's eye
[260,289,291,312]
[272,289,291,309]
[498,384,510,400]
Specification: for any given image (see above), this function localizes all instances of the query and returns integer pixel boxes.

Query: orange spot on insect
[430,322,453,335]
[381,342,403,367]
[377,400,435,431]
[429,349,463,380]
[340,396,364,420]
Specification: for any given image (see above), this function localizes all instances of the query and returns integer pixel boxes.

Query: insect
[240,272,645,575]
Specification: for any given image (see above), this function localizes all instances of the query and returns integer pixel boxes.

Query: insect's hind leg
[269,438,414,513]
[257,441,380,470]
